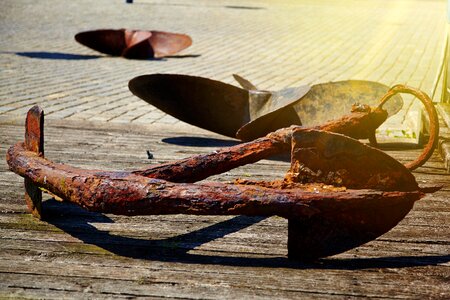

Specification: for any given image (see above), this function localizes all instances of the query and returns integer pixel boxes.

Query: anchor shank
[7,141,423,217]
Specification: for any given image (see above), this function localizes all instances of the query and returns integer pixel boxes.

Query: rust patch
[6,105,441,260]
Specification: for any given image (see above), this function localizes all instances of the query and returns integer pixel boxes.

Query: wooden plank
[0,247,448,299]
[1,121,449,298]
[0,250,448,298]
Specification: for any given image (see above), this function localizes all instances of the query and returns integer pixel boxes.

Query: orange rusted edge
[24,106,44,219]
[378,85,440,170]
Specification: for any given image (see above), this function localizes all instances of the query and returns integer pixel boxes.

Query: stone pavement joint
[0,0,447,140]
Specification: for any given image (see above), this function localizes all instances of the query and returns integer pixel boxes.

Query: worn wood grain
[0,121,449,299]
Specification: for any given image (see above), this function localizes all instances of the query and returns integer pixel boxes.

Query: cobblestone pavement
[0,0,447,136]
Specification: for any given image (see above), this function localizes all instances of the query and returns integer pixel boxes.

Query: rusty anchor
[75,29,192,59]
[6,97,440,260]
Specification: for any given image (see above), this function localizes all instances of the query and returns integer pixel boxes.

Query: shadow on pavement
[163,54,201,59]
[12,51,199,61]
[162,136,240,147]
[131,2,265,10]
[13,51,102,60]
[224,5,265,10]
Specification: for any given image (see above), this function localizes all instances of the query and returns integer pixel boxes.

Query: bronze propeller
[75,29,192,59]
[128,74,403,141]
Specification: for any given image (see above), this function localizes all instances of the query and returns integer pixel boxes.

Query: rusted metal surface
[128,74,403,141]
[75,29,192,59]
[287,197,415,260]
[7,141,424,217]
[24,106,44,219]
[286,129,418,191]
[377,85,440,170]
[6,106,440,260]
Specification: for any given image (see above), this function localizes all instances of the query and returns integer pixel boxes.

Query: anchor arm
[132,126,293,182]
[7,105,440,261]
[7,141,424,217]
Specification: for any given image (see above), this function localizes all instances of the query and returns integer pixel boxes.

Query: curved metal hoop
[378,85,439,170]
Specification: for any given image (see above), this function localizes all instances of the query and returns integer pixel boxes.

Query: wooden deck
[1,119,449,299]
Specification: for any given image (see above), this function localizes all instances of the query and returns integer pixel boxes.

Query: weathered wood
[0,121,448,299]
[8,107,436,262]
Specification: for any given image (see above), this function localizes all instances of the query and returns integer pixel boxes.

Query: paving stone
[0,0,447,138]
